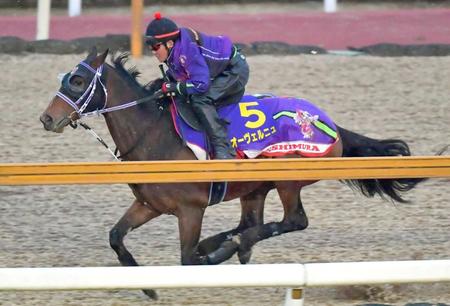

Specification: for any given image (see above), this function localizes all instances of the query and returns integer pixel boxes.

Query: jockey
[144,12,249,159]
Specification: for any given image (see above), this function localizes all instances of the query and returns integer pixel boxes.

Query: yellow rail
[0,156,449,185]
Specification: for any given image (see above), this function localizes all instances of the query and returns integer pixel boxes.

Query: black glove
[161,82,187,97]
[144,78,164,93]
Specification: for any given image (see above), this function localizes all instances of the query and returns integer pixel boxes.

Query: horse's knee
[109,227,123,251]
[109,226,140,267]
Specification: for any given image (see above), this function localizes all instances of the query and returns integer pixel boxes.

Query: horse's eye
[69,75,85,91]
[70,76,84,88]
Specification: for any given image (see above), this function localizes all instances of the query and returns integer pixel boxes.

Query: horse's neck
[103,72,183,161]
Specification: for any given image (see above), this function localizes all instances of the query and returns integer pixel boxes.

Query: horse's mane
[111,53,149,96]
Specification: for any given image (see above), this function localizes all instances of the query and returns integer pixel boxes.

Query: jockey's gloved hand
[152,89,165,100]
[144,78,164,93]
[161,82,187,97]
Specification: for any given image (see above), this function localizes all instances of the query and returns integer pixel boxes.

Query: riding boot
[191,98,236,159]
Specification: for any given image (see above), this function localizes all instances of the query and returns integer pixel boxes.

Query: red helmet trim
[153,30,180,39]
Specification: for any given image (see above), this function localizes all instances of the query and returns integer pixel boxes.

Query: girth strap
[208,182,227,206]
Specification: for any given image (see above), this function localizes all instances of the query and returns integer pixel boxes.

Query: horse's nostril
[40,113,53,129]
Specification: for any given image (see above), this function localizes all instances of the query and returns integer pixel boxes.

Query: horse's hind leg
[237,181,311,260]
[109,199,161,299]
[197,185,270,264]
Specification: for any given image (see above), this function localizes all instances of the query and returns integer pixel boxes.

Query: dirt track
[0,53,449,305]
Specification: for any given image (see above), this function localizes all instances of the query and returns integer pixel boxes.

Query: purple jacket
[166,28,233,95]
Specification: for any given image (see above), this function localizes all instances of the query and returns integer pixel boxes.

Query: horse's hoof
[237,248,252,264]
[143,289,158,300]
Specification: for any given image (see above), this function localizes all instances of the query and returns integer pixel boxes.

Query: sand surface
[0,52,449,305]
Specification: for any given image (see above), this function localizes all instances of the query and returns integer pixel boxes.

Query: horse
[39,48,424,299]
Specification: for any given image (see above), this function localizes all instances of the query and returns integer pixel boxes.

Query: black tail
[337,125,424,203]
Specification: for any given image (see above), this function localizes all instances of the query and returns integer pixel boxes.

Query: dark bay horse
[40,48,423,299]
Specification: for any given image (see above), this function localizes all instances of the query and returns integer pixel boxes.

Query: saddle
[172,97,203,131]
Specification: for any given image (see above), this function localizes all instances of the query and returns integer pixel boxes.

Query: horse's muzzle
[40,113,54,131]
[39,113,67,133]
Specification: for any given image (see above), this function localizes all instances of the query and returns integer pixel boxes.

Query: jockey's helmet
[145,12,180,47]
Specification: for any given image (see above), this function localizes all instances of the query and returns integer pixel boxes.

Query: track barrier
[1,156,449,185]
[1,260,450,289]
[1,156,449,304]
[0,261,449,305]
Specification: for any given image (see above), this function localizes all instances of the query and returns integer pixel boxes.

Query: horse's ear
[86,46,98,62]
[90,49,109,69]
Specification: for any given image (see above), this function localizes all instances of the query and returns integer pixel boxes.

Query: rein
[78,122,120,161]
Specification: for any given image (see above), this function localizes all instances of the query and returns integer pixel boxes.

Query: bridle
[57,61,157,123]
[54,60,164,160]
[56,61,108,121]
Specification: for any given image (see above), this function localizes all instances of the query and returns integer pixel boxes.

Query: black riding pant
[189,51,249,157]
[190,51,249,108]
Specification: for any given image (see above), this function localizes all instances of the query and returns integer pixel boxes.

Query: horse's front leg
[109,199,161,299]
[177,204,210,265]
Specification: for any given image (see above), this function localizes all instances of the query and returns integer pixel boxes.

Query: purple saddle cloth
[171,94,339,160]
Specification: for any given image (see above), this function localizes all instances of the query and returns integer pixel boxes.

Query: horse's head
[39,47,109,132]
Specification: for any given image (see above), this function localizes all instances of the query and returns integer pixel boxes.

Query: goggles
[150,43,163,52]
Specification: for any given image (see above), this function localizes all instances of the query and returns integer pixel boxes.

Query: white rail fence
[1,260,449,305]
[2,157,449,304]
[35,0,338,40]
